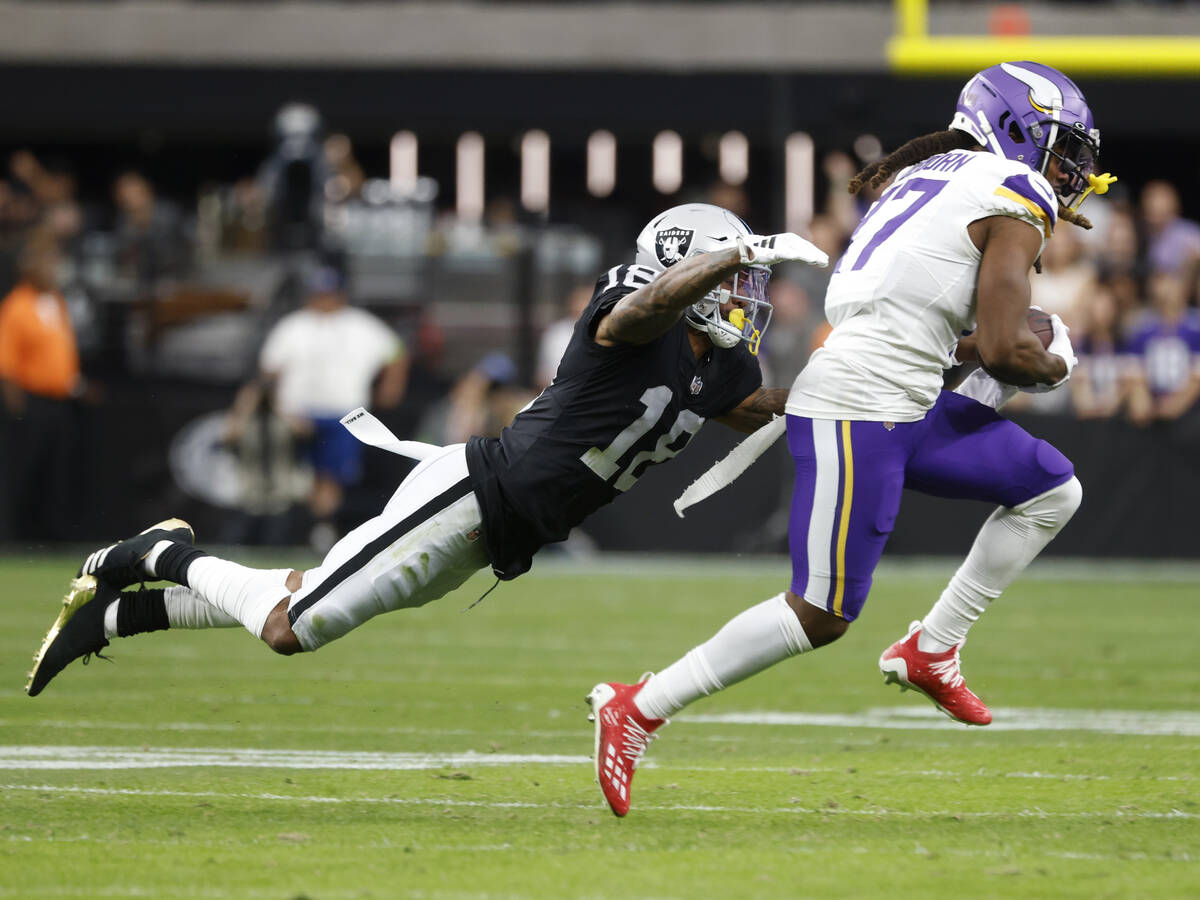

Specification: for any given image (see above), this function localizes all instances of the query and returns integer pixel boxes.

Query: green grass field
[1,553,1197,899]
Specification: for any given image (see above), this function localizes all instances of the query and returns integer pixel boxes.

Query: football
[1026,307,1054,349]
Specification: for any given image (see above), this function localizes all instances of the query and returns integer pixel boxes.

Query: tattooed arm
[714,387,787,434]
[594,247,743,346]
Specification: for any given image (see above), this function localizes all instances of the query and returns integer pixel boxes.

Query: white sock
[163,585,240,629]
[920,476,1082,653]
[184,557,293,639]
[102,601,120,640]
[101,585,242,640]
[144,540,173,578]
[634,593,813,720]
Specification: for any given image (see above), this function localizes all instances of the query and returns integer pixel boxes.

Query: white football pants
[286,444,490,651]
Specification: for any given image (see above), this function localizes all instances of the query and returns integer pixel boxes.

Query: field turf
[1,553,1197,899]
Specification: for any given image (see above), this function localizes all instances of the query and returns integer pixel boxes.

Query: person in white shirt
[230,262,408,540]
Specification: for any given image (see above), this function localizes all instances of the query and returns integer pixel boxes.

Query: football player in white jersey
[590,61,1117,815]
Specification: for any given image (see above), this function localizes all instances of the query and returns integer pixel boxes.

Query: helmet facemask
[684,265,772,354]
[1036,121,1103,211]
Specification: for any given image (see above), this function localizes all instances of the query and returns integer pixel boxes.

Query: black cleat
[26,576,118,697]
[77,518,194,588]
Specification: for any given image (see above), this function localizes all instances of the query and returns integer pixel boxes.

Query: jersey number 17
[834,177,948,274]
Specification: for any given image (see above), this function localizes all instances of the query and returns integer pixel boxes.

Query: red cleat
[879,621,992,726]
[586,678,666,817]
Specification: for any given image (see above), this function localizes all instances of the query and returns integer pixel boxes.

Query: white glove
[738,233,829,268]
[1022,312,1078,393]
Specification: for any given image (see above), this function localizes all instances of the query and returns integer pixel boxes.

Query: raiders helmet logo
[655,228,694,267]
[689,375,704,396]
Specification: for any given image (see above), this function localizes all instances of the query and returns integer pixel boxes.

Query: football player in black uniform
[26,203,827,697]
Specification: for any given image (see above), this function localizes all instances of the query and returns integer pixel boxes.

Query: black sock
[155,544,208,587]
[116,588,170,637]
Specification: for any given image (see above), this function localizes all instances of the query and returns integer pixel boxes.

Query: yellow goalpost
[888,0,1200,76]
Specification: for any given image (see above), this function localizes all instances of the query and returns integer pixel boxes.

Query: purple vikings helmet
[950,61,1107,211]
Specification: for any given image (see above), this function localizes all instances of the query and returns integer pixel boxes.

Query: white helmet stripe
[975,110,1006,157]
[1000,62,1063,115]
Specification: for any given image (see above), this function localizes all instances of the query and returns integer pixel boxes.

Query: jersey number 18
[580,386,703,492]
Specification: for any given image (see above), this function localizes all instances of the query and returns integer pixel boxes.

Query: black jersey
[465,263,762,579]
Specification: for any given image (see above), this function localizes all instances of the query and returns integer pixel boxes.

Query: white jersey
[787,149,1057,422]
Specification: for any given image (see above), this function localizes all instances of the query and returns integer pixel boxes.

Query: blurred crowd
[1,125,1198,545]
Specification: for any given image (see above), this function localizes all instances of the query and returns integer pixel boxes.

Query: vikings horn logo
[655,228,694,267]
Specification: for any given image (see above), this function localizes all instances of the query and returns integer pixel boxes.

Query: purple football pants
[786,391,1073,622]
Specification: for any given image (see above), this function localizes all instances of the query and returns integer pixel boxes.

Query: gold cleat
[25,575,100,696]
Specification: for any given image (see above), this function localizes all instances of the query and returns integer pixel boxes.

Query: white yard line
[530,554,1200,583]
[10,706,1200,739]
[1,782,1195,822]
[0,747,588,771]
[682,706,1200,736]
[0,746,1190,783]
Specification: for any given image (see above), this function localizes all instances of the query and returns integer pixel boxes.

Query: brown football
[1026,307,1054,349]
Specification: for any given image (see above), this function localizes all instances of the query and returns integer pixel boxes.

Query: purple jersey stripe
[1000,174,1056,225]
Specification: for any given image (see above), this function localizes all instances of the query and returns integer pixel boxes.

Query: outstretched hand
[740,233,829,268]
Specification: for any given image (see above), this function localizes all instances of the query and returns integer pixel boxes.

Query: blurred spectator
[432,351,535,445]
[1031,227,1095,321]
[0,169,42,239]
[227,260,408,549]
[221,385,310,547]
[1070,281,1134,420]
[782,213,846,351]
[217,177,270,255]
[535,283,592,390]
[112,170,192,288]
[258,103,331,252]
[1105,271,1144,325]
[705,181,751,222]
[389,311,451,441]
[322,133,366,205]
[1140,180,1200,277]
[822,151,865,238]
[1125,272,1200,426]
[1093,205,1141,282]
[6,152,86,279]
[760,276,816,385]
[0,233,86,539]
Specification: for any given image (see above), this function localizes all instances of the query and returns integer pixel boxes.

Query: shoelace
[928,652,964,689]
[619,716,657,770]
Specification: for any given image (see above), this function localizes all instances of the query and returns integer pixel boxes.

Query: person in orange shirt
[0,234,84,539]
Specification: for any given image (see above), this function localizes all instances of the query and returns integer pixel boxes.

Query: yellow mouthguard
[1087,172,1118,195]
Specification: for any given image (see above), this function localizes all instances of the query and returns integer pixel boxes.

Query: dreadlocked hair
[1058,205,1092,230]
[848,130,979,195]
[848,128,1096,232]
